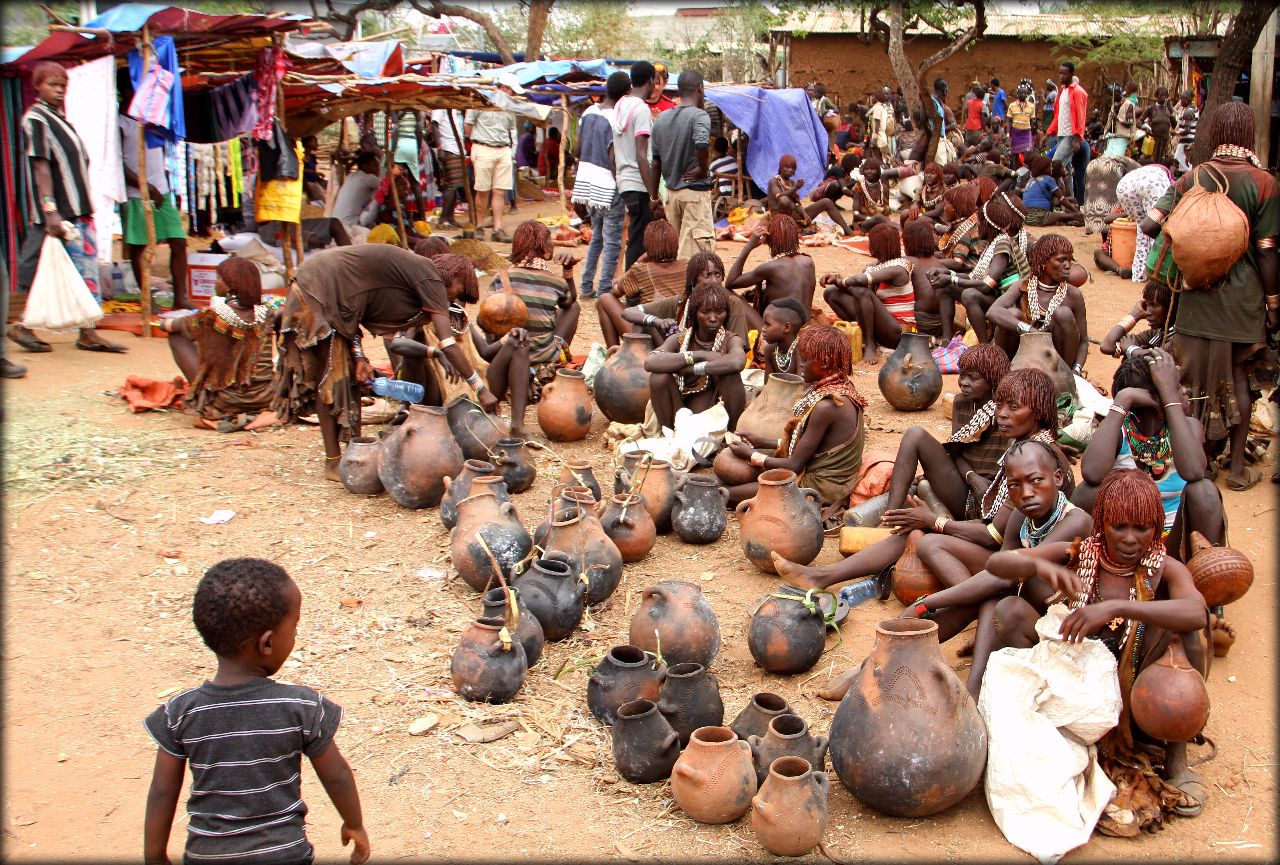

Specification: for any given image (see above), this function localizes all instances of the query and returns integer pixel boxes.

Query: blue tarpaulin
[706,86,827,195]
[460,59,622,87]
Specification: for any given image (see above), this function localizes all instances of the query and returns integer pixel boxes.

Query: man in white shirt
[432,107,466,228]
[867,88,894,161]
[119,112,189,308]
[464,72,522,243]
[613,61,660,269]
[330,150,382,228]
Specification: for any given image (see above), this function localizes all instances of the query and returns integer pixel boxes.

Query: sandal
[7,324,51,353]
[1225,465,1261,492]
[75,338,128,354]
[1166,768,1207,818]
[491,229,512,244]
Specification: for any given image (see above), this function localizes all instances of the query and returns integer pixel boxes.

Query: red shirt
[964,96,985,131]
[646,93,676,119]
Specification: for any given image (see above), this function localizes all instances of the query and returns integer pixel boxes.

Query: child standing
[143,559,369,865]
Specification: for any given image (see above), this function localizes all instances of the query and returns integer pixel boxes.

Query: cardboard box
[187,252,228,307]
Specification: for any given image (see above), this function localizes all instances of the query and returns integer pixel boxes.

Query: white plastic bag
[23,233,103,332]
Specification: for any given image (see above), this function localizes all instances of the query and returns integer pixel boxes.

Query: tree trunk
[524,0,556,63]
[885,0,987,125]
[1192,0,1274,165]
[416,0,518,65]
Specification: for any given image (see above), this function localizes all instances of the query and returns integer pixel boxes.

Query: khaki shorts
[665,187,715,260]
[471,143,513,192]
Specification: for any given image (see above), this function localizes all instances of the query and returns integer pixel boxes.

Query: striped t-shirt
[21,101,93,224]
[144,678,343,862]
[498,267,569,365]
[615,258,687,306]
[870,257,916,327]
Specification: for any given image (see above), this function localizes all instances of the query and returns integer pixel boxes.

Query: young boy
[144,559,369,865]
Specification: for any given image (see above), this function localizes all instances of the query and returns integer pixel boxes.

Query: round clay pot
[440,459,498,531]
[596,493,657,563]
[595,332,653,424]
[736,373,806,441]
[512,554,584,642]
[877,331,943,412]
[588,644,665,726]
[713,445,770,488]
[729,692,792,742]
[542,506,623,606]
[1186,531,1254,608]
[481,586,545,669]
[1130,634,1210,743]
[537,369,594,442]
[493,438,536,494]
[477,280,528,337]
[450,493,532,593]
[614,450,651,495]
[891,529,941,606]
[629,580,721,668]
[445,395,503,462]
[338,436,384,495]
[378,405,464,508]
[829,619,987,817]
[560,460,602,503]
[450,616,527,704]
[748,714,829,786]
[748,584,827,675]
[619,455,680,534]
[534,484,599,548]
[671,726,757,824]
[611,699,681,784]
[1009,331,1076,399]
[751,756,830,857]
[657,662,724,747]
[736,469,824,574]
[671,475,729,544]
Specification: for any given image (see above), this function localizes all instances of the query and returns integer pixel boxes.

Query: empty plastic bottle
[371,377,425,404]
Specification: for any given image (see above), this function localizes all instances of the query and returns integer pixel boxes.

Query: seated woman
[935,183,982,270]
[982,468,1212,828]
[901,217,956,341]
[644,279,747,433]
[1090,205,1133,279]
[767,154,852,236]
[718,324,866,513]
[475,220,580,438]
[900,162,946,224]
[596,219,685,347]
[1098,280,1174,357]
[845,159,893,233]
[159,259,278,432]
[757,297,807,376]
[1021,155,1083,227]
[986,233,1089,376]
[725,214,817,332]
[821,222,914,364]
[621,252,750,345]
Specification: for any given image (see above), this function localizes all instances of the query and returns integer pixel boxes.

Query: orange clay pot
[596,493,658,563]
[735,469,823,574]
[671,726,757,824]
[629,579,721,668]
[1130,634,1210,743]
[1186,531,1254,608]
[477,280,528,337]
[751,756,830,857]
[594,332,652,424]
[537,369,593,442]
[378,404,464,509]
[891,529,942,606]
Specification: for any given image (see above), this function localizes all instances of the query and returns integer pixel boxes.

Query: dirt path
[3,202,1275,862]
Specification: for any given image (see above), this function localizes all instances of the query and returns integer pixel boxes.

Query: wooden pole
[269,36,296,281]
[385,106,409,248]
[558,97,569,216]
[136,25,156,337]
[447,110,476,235]
[1250,9,1277,161]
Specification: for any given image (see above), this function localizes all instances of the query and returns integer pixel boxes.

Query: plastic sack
[23,233,103,332]
[979,604,1121,864]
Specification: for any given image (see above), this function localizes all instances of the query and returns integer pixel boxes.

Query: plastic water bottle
[371,377,425,404]
[838,576,882,609]
[111,262,125,297]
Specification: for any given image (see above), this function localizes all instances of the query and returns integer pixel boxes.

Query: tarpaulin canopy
[463,58,624,86]
[284,37,403,79]
[706,85,828,194]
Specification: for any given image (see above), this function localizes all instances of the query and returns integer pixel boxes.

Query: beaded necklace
[210,295,269,336]
[858,178,887,211]
[1212,144,1262,168]
[518,257,557,274]
[941,214,978,257]
[1024,276,1069,327]
[773,336,797,373]
[1019,492,1072,548]
[921,185,944,209]
[1121,414,1172,478]
[775,174,796,196]
[786,376,866,456]
[866,256,914,284]
[1070,535,1162,676]
[676,325,726,395]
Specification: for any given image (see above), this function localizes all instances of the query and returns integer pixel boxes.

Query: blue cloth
[128,34,184,147]
[991,88,1008,120]
[1023,175,1058,209]
[706,86,828,196]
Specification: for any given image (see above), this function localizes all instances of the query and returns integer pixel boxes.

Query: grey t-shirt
[464,108,515,148]
[611,94,653,195]
[651,104,712,191]
[330,170,381,226]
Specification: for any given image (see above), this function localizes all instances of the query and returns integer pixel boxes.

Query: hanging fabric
[127,35,185,147]
[253,46,290,141]
[66,55,125,264]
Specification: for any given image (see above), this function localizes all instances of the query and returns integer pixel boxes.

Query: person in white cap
[464,72,523,243]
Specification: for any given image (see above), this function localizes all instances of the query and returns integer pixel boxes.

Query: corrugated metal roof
[771,10,1222,39]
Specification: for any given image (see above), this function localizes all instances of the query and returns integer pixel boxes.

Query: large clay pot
[450,616,527,704]
[619,455,679,534]
[891,529,942,605]
[736,469,824,574]
[828,619,987,817]
[751,756,830,857]
[542,506,623,606]
[748,714,829,786]
[877,331,943,411]
[440,459,498,531]
[736,373,806,441]
[1130,634,1210,743]
[477,278,528,337]
[748,584,828,675]
[596,493,657,563]
[671,726,757,824]
[537,369,594,442]
[611,699,681,784]
[594,332,652,424]
[493,437,536,494]
[657,662,724,746]
[481,586,545,668]
[338,436,384,495]
[729,692,792,742]
[450,493,533,593]
[560,460,602,503]
[378,404,464,508]
[671,475,729,544]
[713,445,770,488]
[1009,331,1076,399]
[629,580,721,668]
[513,554,584,642]
[588,644,665,726]
[445,395,503,462]
[1186,531,1254,607]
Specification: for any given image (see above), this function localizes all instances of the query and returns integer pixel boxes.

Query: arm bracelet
[692,361,708,376]
[643,313,656,326]
[933,516,949,534]
[1117,313,1137,330]
[964,470,976,484]
[1107,402,1127,416]
[467,371,484,390]
[439,336,458,350]
[749,451,767,467]
[986,522,1004,545]
[1266,294,1280,309]
[351,337,366,359]
[684,351,696,367]
[1017,321,1033,334]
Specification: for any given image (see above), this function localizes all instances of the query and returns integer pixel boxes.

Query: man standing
[613,61,660,269]
[573,71,628,300]
[1046,61,1087,200]
[988,77,1008,124]
[1104,81,1140,157]
[867,88,894,162]
[651,69,714,260]
[963,82,987,147]
[330,151,382,228]
[464,73,522,243]
[432,107,466,229]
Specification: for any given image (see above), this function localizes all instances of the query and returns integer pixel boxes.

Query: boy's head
[762,296,808,346]
[713,135,729,156]
[193,558,300,673]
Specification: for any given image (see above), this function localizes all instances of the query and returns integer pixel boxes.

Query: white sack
[23,233,104,332]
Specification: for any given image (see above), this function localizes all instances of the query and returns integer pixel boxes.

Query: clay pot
[1186,531,1254,608]
[481,586,545,669]
[829,619,987,817]
[671,726,757,824]
[736,373,807,441]
[629,580,721,668]
[1009,331,1076,399]
[534,484,599,547]
[736,469,824,574]
[537,369,594,442]
[450,493,533,593]
[378,405,464,508]
[594,332,653,424]
[560,460,603,503]
[445,395,503,462]
[713,445,770,488]
[671,475,729,544]
[657,662,724,746]
[748,585,828,675]
[619,455,680,534]
[477,279,528,337]
[588,644,665,726]
[748,714,829,786]
[751,756,830,857]
[541,506,623,606]
[450,616,527,704]
[338,436,384,495]
[440,459,498,531]
[611,699,681,784]
[729,692,792,742]
[891,529,942,606]
[493,437,536,494]
[1130,634,1210,743]
[512,554,584,642]
[597,493,657,563]
[877,331,943,412]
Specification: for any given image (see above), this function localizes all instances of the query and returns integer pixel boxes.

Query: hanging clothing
[128,35,185,147]
[253,46,288,141]
[183,73,258,144]
[67,56,125,264]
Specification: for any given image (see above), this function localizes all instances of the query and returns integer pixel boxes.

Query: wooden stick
[135,25,156,337]
[557,96,569,215]
[268,35,296,282]
[385,105,409,248]
[447,110,476,231]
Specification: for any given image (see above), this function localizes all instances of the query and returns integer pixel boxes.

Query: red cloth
[964,96,985,131]
[119,376,188,412]
[847,449,896,507]
[1047,82,1089,138]
[537,137,560,178]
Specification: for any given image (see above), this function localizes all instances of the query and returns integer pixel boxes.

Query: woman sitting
[821,222,914,364]
[621,252,750,345]
[757,297,807,376]
[596,219,685,347]
[901,217,956,341]
[901,162,946,224]
[1098,280,1174,357]
[725,214,817,332]
[987,233,1090,376]
[766,154,852,236]
[1021,155,1083,227]
[935,182,983,270]
[846,158,892,233]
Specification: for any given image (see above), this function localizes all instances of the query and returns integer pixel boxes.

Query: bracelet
[1017,321,1033,334]
[1267,294,1280,309]
[933,516,949,534]
[1164,401,1183,410]
[684,351,696,366]
[1124,344,1142,358]
[643,313,656,326]
[912,602,934,620]
[1117,313,1137,330]
[964,470,976,484]
[466,371,483,389]
[749,451,767,467]
[1072,362,1083,375]
[986,522,1004,545]
[1258,237,1276,250]
[1107,402,1127,416]
[1146,207,1166,224]
[692,361,708,376]
[439,336,458,349]
[983,275,997,289]
[950,271,958,285]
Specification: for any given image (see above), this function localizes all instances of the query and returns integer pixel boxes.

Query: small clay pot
[713,445,770,488]
[729,692,792,742]
[1130,634,1210,743]
[534,484,600,547]
[541,506,624,606]
[748,713,829,786]
[751,756,830,857]
[629,580,721,668]
[560,460,602,503]
[450,493,532,593]
[619,456,680,534]
[481,586,545,669]
[671,475,729,544]
[493,438,536,494]
[440,459,499,531]
[671,726,757,824]
[537,369,593,442]
[736,469,824,574]
[378,404,464,508]
[1186,531,1254,608]
[596,493,657,563]
[338,436,385,495]
[748,584,828,675]
[657,662,724,747]
[891,530,942,606]
[611,699,681,784]
[512,554,584,642]
[450,616,527,704]
[445,395,503,462]
[877,331,943,411]
[588,645,665,726]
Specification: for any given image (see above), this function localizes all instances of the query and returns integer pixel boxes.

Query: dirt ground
[3,196,1276,863]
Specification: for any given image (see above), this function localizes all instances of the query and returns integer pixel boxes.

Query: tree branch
[915,0,986,77]
[411,0,517,64]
